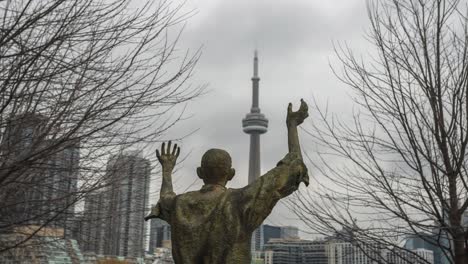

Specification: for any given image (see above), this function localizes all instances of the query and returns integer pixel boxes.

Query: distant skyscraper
[149,217,171,253]
[242,50,268,184]
[45,141,80,236]
[0,113,80,235]
[86,152,151,258]
[81,190,107,254]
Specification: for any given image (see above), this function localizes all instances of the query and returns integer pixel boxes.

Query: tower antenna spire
[242,51,269,184]
[253,50,258,78]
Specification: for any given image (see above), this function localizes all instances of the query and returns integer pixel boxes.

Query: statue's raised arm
[287,98,309,160]
[144,141,179,221]
[239,99,309,230]
[156,141,180,196]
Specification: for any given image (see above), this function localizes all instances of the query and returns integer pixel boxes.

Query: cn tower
[242,51,269,184]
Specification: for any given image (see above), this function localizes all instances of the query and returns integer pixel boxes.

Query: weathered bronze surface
[145,100,309,264]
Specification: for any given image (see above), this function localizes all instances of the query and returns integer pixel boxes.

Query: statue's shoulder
[226,187,247,197]
[175,190,200,200]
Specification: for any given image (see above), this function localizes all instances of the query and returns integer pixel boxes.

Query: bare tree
[0,0,202,255]
[293,0,468,263]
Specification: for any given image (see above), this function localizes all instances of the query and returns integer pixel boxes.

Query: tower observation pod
[242,51,269,184]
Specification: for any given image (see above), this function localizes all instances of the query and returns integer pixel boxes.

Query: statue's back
[170,186,252,264]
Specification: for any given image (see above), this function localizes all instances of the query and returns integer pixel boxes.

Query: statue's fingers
[288,103,292,114]
[156,149,161,162]
[161,142,166,155]
[176,147,180,158]
[300,99,308,111]
[172,144,178,155]
[167,141,172,155]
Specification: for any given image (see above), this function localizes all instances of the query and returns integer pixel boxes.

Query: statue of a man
[145,100,309,264]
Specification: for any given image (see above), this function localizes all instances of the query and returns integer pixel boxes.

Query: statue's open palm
[156,141,180,169]
[287,98,309,126]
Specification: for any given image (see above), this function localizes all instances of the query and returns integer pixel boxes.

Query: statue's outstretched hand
[287,98,309,127]
[156,141,180,170]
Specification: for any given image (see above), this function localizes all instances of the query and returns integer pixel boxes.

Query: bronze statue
[145,100,309,264]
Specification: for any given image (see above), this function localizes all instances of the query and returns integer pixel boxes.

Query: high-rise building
[149,218,171,253]
[0,113,80,235]
[81,190,107,254]
[82,152,151,258]
[264,238,328,264]
[43,141,80,236]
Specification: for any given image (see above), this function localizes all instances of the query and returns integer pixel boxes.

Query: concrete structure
[404,233,449,264]
[0,113,80,236]
[149,218,172,253]
[326,240,385,264]
[0,226,84,263]
[44,141,80,236]
[252,224,281,251]
[81,152,151,258]
[81,190,107,254]
[103,153,151,258]
[264,238,328,264]
[386,248,434,264]
[252,224,301,251]
[242,50,268,184]
[104,152,150,258]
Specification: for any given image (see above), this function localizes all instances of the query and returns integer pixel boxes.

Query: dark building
[0,113,80,235]
[148,218,171,252]
[252,224,301,251]
[81,191,107,254]
[404,232,449,264]
[252,225,281,251]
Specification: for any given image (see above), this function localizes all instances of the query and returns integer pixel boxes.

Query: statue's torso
[169,186,253,264]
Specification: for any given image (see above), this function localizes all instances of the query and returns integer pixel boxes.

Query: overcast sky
[150,0,372,239]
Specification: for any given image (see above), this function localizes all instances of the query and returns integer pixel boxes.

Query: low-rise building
[0,226,84,264]
[264,238,328,264]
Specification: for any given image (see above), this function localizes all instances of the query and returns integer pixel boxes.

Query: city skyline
[1,0,467,263]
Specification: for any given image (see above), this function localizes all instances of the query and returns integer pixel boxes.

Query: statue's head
[197,148,235,186]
